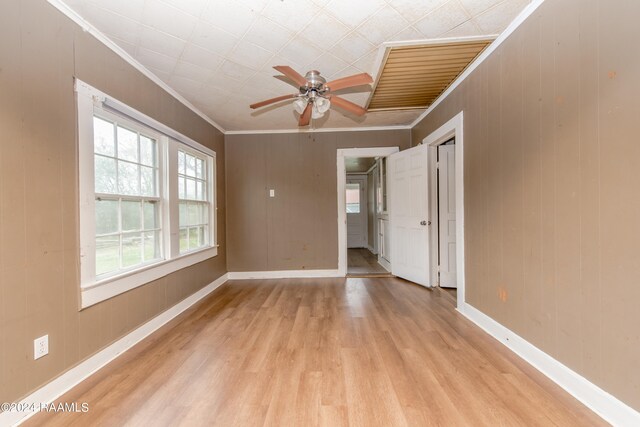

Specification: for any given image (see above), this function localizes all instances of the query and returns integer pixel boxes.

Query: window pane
[118,161,140,195]
[346,183,360,213]
[196,158,204,179]
[93,117,115,156]
[200,226,208,246]
[178,151,185,174]
[188,203,199,226]
[140,136,155,167]
[178,176,185,199]
[346,203,360,213]
[186,178,196,199]
[179,202,188,227]
[96,235,120,276]
[121,200,141,231]
[196,181,204,201]
[143,231,160,261]
[117,126,138,162]
[121,232,142,268]
[140,166,155,196]
[95,199,119,235]
[95,155,118,194]
[186,154,196,177]
[189,227,199,249]
[179,228,188,252]
[201,205,209,226]
[143,201,158,230]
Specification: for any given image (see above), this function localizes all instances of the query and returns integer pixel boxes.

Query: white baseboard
[228,269,341,280]
[2,273,229,427]
[459,303,640,427]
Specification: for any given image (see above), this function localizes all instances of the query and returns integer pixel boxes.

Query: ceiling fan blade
[299,102,312,126]
[330,96,367,116]
[250,94,296,109]
[273,65,308,87]
[325,73,373,92]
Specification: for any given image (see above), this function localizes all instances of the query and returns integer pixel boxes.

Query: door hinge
[436,161,440,169]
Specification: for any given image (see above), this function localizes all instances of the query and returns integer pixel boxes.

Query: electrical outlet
[34,335,49,360]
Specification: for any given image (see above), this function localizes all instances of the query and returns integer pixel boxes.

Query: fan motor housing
[301,70,328,97]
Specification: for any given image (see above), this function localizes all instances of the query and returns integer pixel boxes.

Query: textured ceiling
[61,0,531,131]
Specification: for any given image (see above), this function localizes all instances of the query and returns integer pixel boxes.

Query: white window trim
[76,79,218,309]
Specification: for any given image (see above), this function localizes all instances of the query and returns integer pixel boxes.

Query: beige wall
[226,130,409,271]
[0,1,226,403]
[412,0,640,411]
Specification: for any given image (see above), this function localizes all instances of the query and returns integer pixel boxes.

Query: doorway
[337,147,399,277]
[424,112,465,309]
[345,159,389,276]
[346,175,367,249]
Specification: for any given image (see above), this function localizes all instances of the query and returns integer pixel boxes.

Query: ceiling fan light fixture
[311,105,323,120]
[250,65,373,126]
[315,96,330,114]
[293,98,307,114]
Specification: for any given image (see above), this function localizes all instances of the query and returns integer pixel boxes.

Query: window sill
[80,246,218,309]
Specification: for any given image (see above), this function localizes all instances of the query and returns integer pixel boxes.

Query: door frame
[337,147,400,277]
[424,111,465,309]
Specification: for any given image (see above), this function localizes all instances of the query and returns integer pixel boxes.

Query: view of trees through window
[93,116,161,277]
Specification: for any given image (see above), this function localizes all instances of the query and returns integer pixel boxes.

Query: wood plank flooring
[347,248,389,276]
[26,278,606,426]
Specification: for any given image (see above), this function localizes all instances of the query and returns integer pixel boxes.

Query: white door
[438,144,457,288]
[346,176,367,248]
[388,145,430,286]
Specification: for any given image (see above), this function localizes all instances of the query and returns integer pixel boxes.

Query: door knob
[420,220,427,226]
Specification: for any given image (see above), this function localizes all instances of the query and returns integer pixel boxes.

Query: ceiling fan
[250,65,374,127]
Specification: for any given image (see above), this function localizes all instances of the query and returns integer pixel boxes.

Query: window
[178,149,210,253]
[93,115,162,277]
[77,80,217,308]
[346,183,361,213]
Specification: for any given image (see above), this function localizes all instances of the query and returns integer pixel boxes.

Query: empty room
[1,0,639,426]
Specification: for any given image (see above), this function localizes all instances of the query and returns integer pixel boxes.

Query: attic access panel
[367,38,494,112]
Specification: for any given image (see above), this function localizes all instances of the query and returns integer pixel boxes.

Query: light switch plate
[34,335,49,360]
[269,189,275,197]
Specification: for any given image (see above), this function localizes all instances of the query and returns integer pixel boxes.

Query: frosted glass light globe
[315,97,330,113]
[293,98,307,114]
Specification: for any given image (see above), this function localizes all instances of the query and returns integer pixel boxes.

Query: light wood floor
[347,248,389,276]
[441,286,457,301]
[27,278,605,426]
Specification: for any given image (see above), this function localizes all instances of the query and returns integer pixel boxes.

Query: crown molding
[224,125,411,136]
[47,0,227,135]
[409,0,546,129]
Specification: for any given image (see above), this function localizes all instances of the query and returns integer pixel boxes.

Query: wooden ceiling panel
[367,39,493,112]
